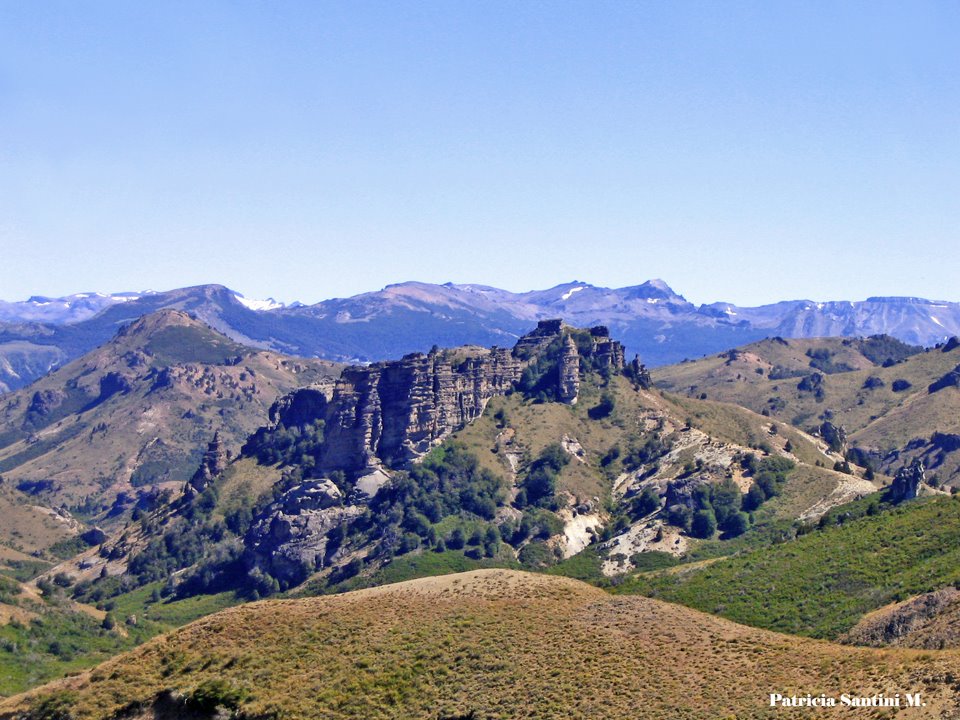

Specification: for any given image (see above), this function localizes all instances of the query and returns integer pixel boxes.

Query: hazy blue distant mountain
[0,291,150,324]
[1,280,959,392]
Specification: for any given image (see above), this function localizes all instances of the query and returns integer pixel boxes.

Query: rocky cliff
[239,320,628,581]
[254,320,628,477]
[319,345,522,472]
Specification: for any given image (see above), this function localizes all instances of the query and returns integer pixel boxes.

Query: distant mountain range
[1,280,959,392]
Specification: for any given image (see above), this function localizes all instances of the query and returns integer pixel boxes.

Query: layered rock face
[558,335,580,404]
[320,346,522,471]
[244,321,628,580]
[259,320,627,476]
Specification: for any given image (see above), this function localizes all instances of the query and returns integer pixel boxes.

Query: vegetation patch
[620,496,960,639]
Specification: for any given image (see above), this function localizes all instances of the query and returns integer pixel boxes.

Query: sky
[1,1,958,307]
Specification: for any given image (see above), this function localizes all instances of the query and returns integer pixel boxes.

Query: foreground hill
[3,570,959,719]
[4,280,960,392]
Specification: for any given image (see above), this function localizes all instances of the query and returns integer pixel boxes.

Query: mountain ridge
[2,279,959,393]
[0,309,342,556]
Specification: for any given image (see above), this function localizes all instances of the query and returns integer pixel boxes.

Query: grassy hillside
[6,570,960,719]
[0,575,244,697]
[621,495,960,639]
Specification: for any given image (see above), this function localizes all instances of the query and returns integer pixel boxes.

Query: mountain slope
[4,569,960,720]
[0,310,341,556]
[55,319,872,621]
[652,335,960,485]
[623,495,960,640]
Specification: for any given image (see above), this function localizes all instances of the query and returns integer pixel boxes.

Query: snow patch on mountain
[234,294,285,311]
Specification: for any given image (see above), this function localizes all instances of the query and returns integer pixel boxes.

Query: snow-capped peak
[234,293,285,311]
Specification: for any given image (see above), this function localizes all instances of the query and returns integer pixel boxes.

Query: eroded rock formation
[245,479,362,581]
[262,320,628,475]
[888,458,925,503]
[188,432,228,493]
[242,321,630,581]
[320,345,523,471]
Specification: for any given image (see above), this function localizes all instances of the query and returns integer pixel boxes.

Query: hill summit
[5,569,960,719]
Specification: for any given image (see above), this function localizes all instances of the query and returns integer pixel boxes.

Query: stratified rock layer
[262,320,630,475]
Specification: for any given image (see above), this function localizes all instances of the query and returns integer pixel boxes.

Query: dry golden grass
[211,457,283,520]
[6,569,960,719]
[0,489,76,556]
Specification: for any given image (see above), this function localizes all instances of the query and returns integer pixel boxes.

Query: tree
[588,391,616,420]
[722,511,750,538]
[448,527,466,550]
[666,504,693,532]
[483,527,501,558]
[743,483,766,512]
[690,509,717,539]
[709,478,741,525]
[631,488,661,518]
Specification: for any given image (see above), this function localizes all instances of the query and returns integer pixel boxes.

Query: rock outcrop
[260,321,628,475]
[188,432,228,493]
[841,588,960,648]
[241,321,631,581]
[819,421,847,454]
[929,364,960,394]
[888,458,925,503]
[245,480,362,582]
[319,345,522,472]
[557,335,580,404]
[25,389,67,419]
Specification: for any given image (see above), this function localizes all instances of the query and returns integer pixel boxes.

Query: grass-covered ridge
[7,570,960,720]
[621,495,960,639]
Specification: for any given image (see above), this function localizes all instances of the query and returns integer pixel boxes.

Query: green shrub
[690,509,717,539]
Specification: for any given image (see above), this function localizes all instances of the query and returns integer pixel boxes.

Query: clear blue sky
[1,1,958,306]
